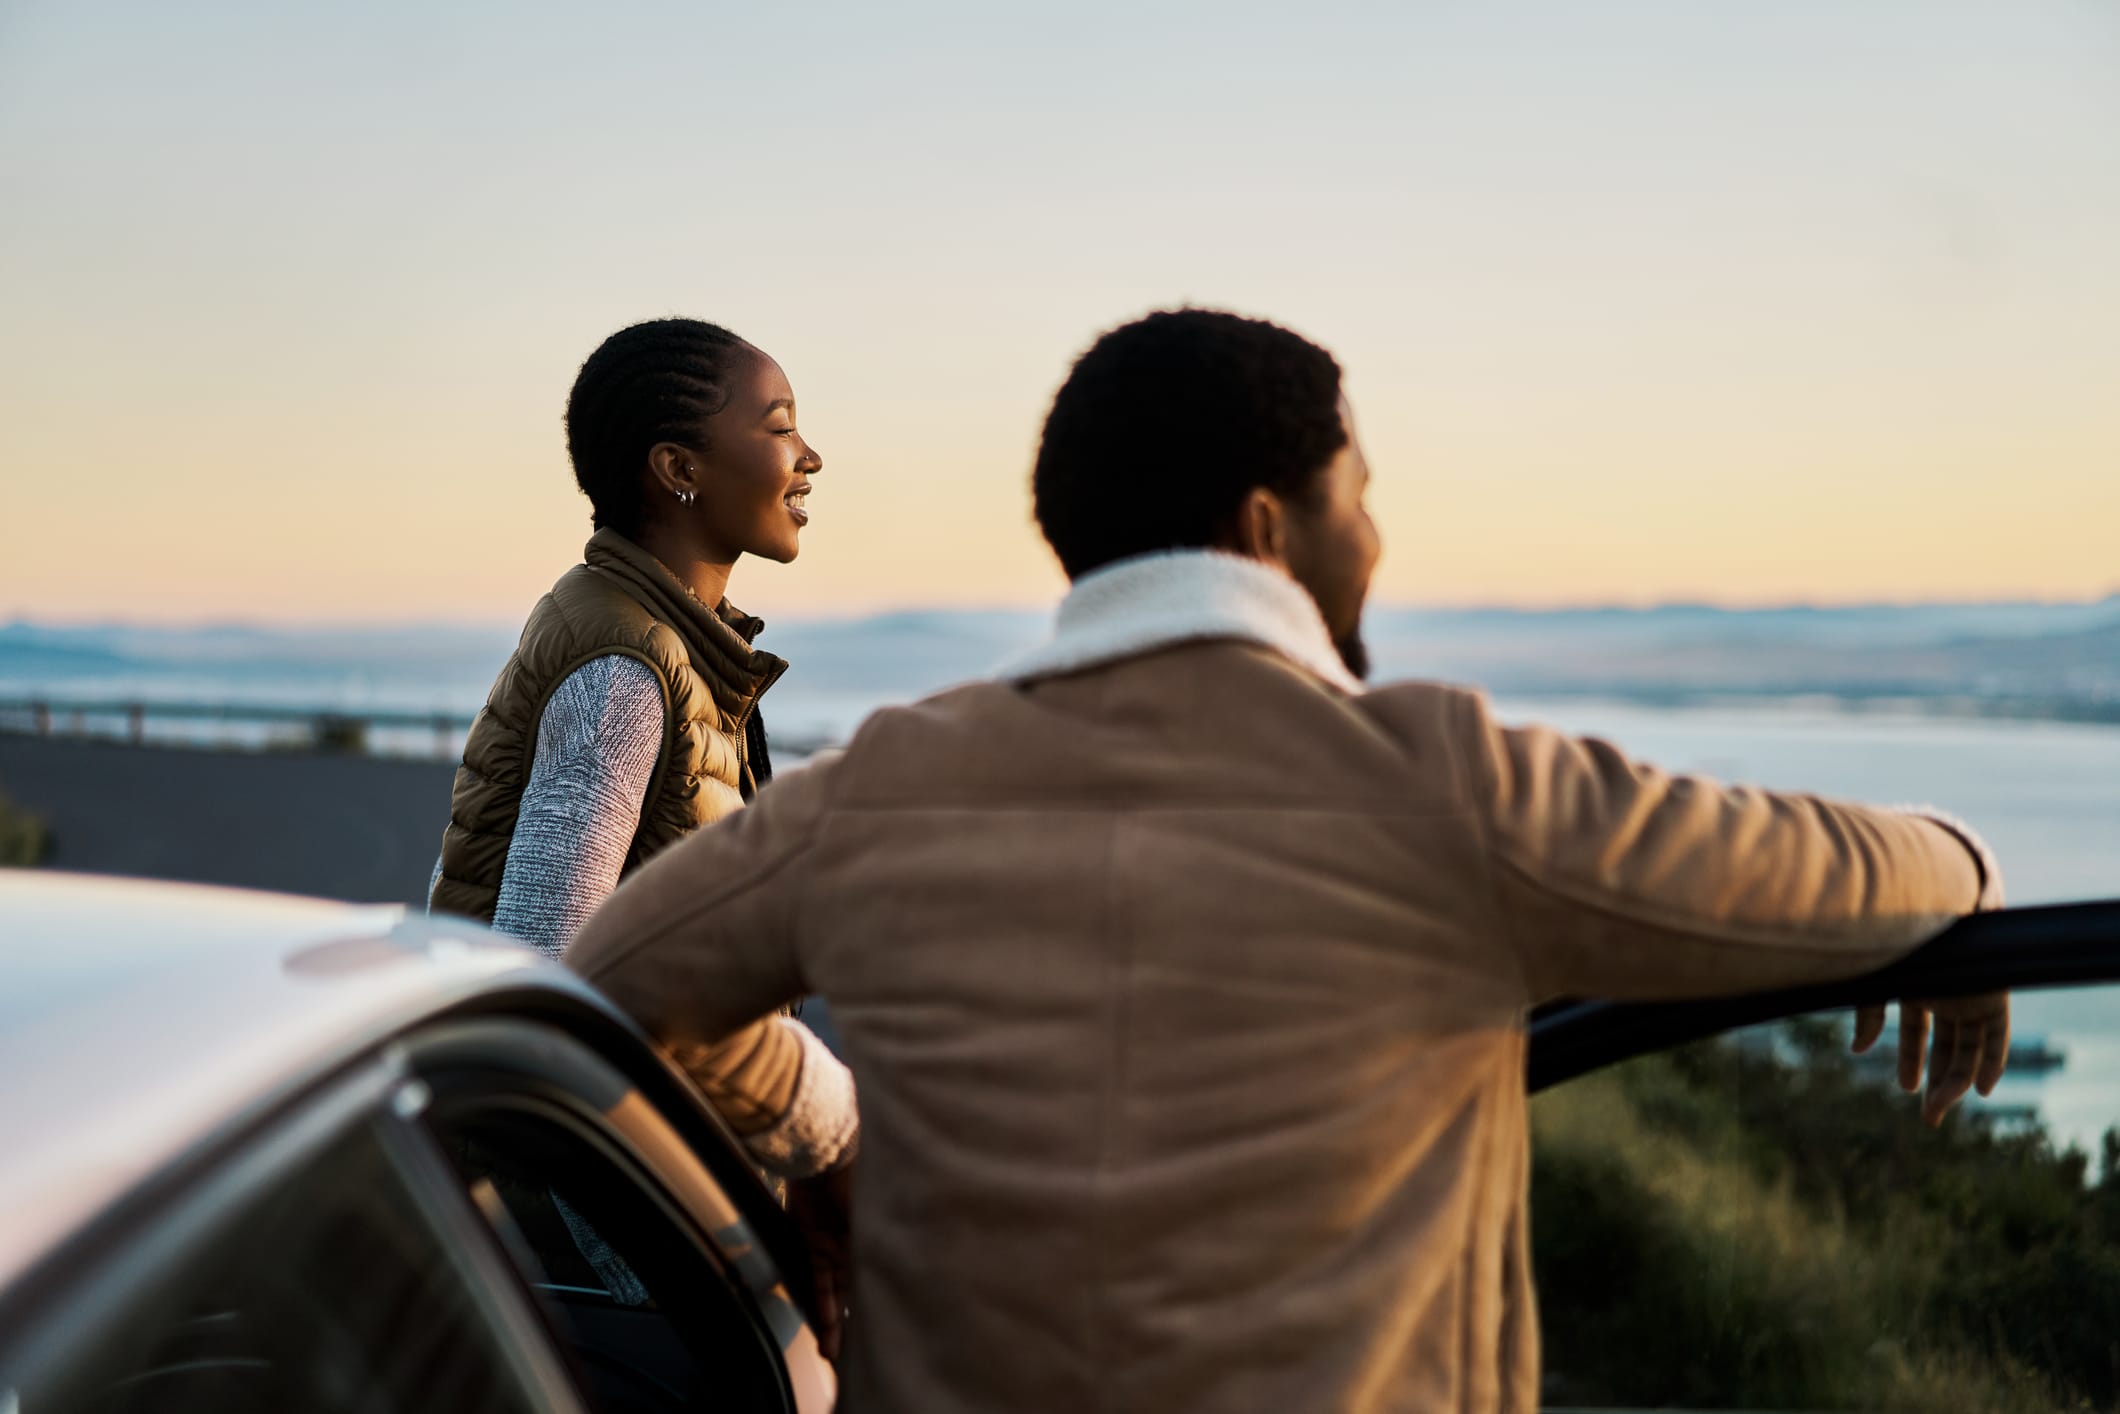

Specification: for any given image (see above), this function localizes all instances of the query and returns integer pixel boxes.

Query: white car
[0,871,836,1414]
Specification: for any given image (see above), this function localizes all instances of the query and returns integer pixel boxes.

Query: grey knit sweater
[491,655,665,956]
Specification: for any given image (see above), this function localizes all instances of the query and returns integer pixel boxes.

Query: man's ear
[1230,486,1292,569]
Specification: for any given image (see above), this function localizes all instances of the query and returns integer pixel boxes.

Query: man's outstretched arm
[567,754,856,1177]
[1442,688,2001,1001]
[1442,689,2008,1122]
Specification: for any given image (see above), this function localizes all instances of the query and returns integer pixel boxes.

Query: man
[569,309,2007,1412]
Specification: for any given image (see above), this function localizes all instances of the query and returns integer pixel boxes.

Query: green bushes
[1532,1026,2108,1410]
[0,786,49,866]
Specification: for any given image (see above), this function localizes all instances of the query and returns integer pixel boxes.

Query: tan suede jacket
[570,556,1992,1414]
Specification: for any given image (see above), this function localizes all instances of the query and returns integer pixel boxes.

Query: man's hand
[784,1161,854,1362]
[1852,994,2011,1126]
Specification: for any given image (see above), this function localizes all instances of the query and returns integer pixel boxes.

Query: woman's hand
[1853,995,2011,1126]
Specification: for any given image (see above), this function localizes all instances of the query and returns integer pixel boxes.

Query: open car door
[1524,899,2120,1413]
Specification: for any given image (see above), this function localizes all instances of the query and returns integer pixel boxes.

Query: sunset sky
[3,0,2116,624]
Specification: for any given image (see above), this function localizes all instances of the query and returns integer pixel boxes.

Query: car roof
[0,871,592,1289]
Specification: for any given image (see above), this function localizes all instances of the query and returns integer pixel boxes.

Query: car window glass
[434,1105,791,1414]
[22,1123,543,1414]
[1533,989,2120,1413]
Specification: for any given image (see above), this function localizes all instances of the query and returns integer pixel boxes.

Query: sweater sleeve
[492,655,666,959]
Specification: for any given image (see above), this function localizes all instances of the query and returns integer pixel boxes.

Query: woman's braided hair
[564,318,755,535]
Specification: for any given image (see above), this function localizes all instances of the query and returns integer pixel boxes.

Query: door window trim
[402,1016,836,1414]
[430,998,824,1322]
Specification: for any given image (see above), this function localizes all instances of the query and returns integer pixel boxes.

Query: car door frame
[397,1010,839,1414]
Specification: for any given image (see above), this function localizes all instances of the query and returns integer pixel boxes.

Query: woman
[432,317,854,1186]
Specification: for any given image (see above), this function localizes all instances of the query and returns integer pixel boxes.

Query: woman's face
[672,350,822,565]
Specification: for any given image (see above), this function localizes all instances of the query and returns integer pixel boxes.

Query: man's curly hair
[1032,308,1347,579]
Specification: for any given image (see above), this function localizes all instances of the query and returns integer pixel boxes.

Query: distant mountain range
[1360,600,2120,719]
[3,597,2117,732]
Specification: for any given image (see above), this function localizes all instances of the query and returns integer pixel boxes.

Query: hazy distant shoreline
[4,596,2116,746]
[1512,690,2120,729]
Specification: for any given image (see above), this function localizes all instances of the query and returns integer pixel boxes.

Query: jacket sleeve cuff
[1896,805,2006,912]
[740,1017,859,1180]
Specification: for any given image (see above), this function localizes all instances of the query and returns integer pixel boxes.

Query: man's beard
[1334,631,1370,681]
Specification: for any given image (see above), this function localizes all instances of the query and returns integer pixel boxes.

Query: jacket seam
[1894,807,1998,910]
[1446,691,1538,1006]
[791,756,856,990]
[1090,812,1126,1414]
[1445,692,1535,1412]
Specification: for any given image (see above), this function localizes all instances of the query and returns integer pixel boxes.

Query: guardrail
[0,698,477,759]
[0,698,841,763]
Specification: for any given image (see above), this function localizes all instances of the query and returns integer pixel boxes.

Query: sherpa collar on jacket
[1001,550,1362,693]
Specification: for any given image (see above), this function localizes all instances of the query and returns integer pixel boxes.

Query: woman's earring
[677,488,696,506]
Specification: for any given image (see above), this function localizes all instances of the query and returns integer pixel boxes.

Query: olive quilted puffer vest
[430,528,788,924]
